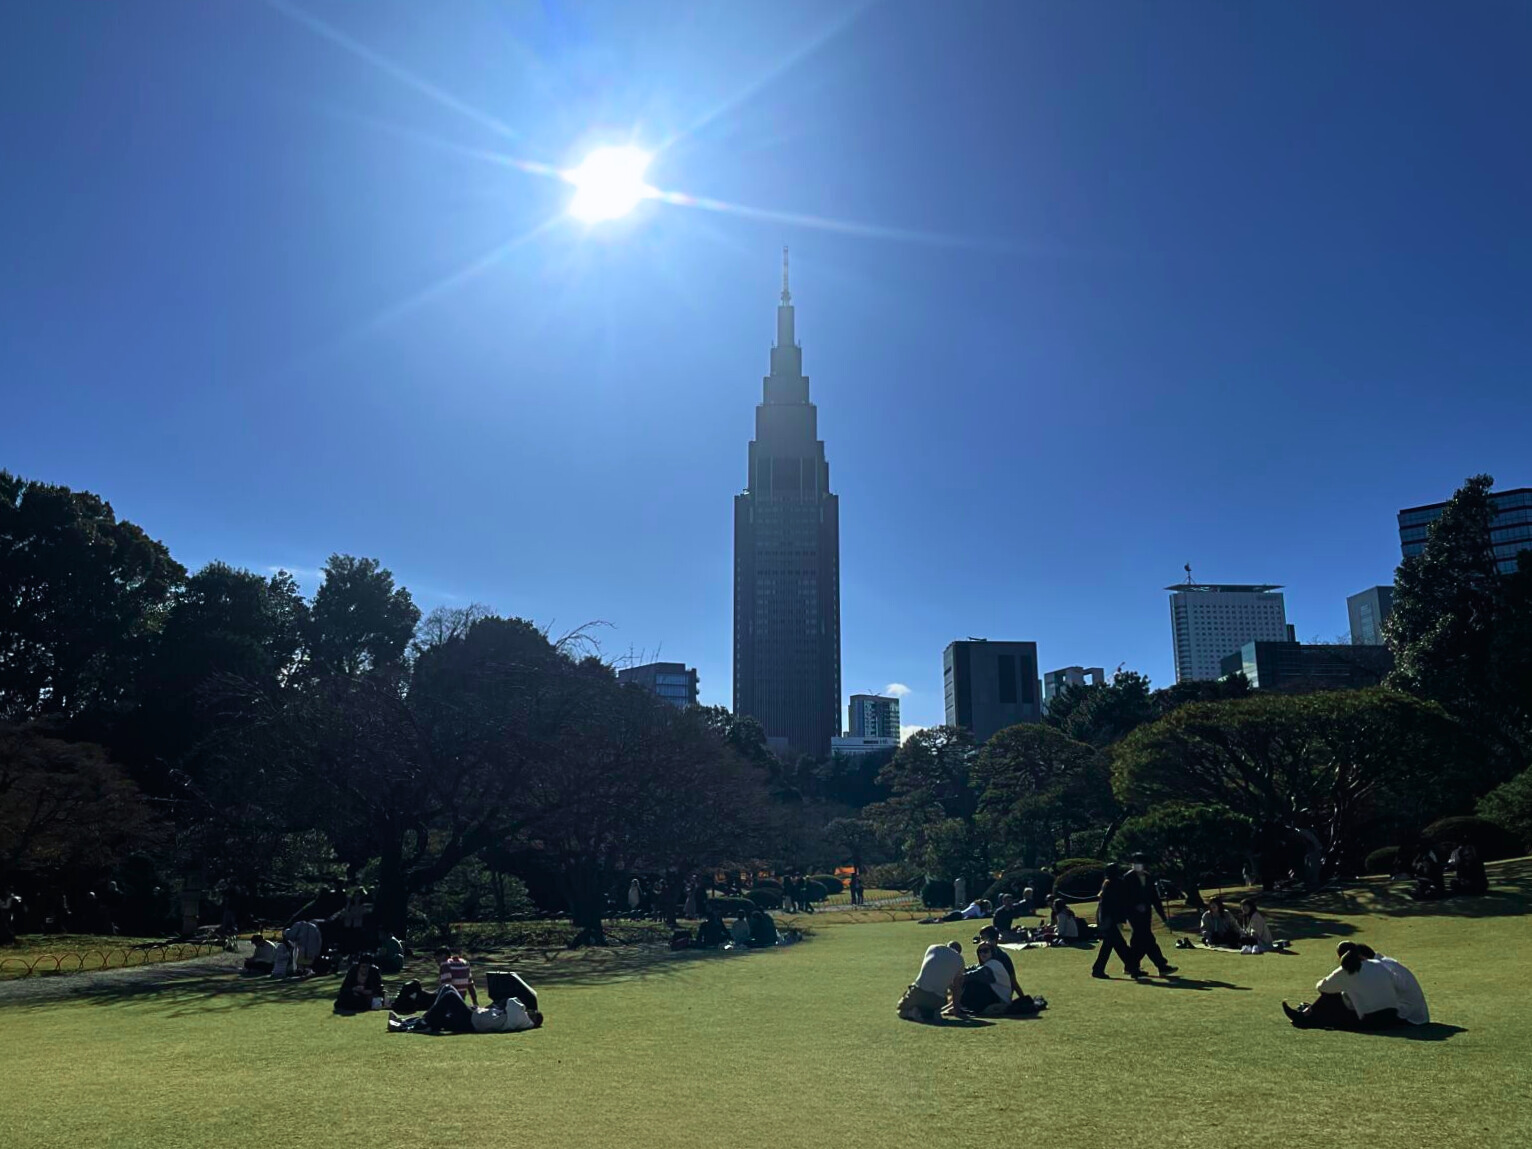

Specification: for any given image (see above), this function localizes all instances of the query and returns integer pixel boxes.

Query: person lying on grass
[921,899,990,924]
[1282,942,1403,1029]
[334,954,384,1013]
[389,984,543,1034]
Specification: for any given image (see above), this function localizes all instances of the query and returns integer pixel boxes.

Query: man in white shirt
[1283,942,1403,1029]
[471,996,541,1033]
[898,942,965,1022]
[1354,944,1429,1024]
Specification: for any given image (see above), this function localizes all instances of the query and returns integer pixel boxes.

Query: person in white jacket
[1352,943,1429,1024]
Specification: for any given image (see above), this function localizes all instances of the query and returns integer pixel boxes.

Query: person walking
[1090,876,1135,979]
[1120,853,1177,979]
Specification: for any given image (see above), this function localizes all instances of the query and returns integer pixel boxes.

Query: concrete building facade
[733,251,842,760]
[1168,583,1288,682]
[1043,666,1105,712]
[943,639,1041,744]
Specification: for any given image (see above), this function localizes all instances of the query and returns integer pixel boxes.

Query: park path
[0,948,248,1006]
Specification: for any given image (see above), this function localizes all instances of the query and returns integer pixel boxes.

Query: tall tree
[972,724,1099,868]
[1386,474,1531,769]
[305,554,420,677]
[1045,669,1156,748]
[1118,803,1253,907]
[0,472,184,721]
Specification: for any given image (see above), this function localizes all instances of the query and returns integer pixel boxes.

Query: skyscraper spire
[781,244,791,304]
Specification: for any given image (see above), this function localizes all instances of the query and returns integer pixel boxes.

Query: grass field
[3,862,1529,1149]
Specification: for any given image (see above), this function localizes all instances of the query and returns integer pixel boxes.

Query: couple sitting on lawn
[1282,941,1429,1030]
[897,928,1048,1022]
[1199,896,1281,953]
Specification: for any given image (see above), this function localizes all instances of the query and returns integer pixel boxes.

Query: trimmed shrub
[1364,847,1401,876]
[920,879,954,909]
[801,880,828,904]
[981,869,1054,906]
[743,889,782,910]
[1055,863,1109,898]
[705,897,756,918]
[808,874,844,895]
[751,879,783,891]
[1478,767,1532,850]
[1052,857,1102,875]
[1421,816,1523,862]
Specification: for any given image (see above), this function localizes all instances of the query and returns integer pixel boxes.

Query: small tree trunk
[376,842,411,938]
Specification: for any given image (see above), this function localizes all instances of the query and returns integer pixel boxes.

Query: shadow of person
[1363,1022,1467,1042]
[909,1013,995,1028]
[1133,976,1252,992]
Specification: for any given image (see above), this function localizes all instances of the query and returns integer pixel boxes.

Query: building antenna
[1184,563,1194,586]
[780,244,791,304]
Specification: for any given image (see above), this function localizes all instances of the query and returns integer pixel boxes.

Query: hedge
[800,880,828,904]
[743,889,783,910]
[1052,857,1102,875]
[1421,816,1523,862]
[1364,847,1401,876]
[751,879,783,891]
[807,874,844,895]
[1055,863,1109,898]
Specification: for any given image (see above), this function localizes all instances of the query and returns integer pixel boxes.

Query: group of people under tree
[319,943,543,1034]
[1403,841,1488,901]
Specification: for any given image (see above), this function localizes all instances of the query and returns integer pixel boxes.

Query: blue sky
[3,1,1529,732]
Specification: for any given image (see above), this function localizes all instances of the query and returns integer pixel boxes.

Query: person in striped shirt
[435,947,478,1007]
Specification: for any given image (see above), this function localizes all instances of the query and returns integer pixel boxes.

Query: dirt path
[0,949,249,1006]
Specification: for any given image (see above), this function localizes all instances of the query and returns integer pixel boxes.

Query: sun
[565,146,653,223]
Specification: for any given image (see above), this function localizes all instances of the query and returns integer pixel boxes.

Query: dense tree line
[3,468,1529,939]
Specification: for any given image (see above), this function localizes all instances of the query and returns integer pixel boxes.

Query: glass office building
[1398,487,1532,575]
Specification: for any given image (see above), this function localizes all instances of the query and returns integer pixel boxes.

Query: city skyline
[4,3,1530,735]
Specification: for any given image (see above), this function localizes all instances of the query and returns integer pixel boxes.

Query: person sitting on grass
[991,893,1023,939]
[695,908,729,949]
[374,933,405,975]
[1200,897,1242,948]
[1050,900,1081,943]
[244,933,279,973]
[747,908,779,949]
[389,984,542,1034]
[730,912,753,946]
[334,953,384,1013]
[1349,943,1429,1025]
[1282,942,1403,1029]
[975,925,1018,989]
[436,946,478,1007]
[959,940,1015,1015]
[1449,843,1487,896]
[897,941,966,1022]
[1240,898,1276,953]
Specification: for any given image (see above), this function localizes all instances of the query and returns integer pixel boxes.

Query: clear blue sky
[4,1,1529,732]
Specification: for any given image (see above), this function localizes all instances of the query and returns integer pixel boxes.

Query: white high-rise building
[1043,666,1105,712]
[1167,583,1288,682]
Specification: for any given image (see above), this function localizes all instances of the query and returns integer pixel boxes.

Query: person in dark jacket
[1119,854,1178,979]
[695,909,729,949]
[334,954,384,1012]
[1090,877,1134,978]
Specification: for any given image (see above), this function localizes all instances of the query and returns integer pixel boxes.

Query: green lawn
[3,862,1529,1149]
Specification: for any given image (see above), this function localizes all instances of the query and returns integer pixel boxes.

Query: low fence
[0,941,226,980]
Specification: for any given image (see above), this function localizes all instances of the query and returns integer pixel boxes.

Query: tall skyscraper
[733,251,841,759]
[1167,582,1288,682]
[1398,487,1532,575]
[1346,586,1394,646]
[848,693,901,740]
[943,639,1041,744]
[617,661,699,708]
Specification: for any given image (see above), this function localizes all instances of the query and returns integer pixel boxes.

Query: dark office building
[617,662,699,708]
[733,252,841,760]
[1346,586,1394,646]
[943,639,1041,744]
[1399,486,1532,575]
[1220,642,1394,693]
